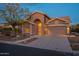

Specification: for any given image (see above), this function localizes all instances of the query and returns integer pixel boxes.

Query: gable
[26,12,51,24]
[31,12,44,16]
[25,12,43,22]
[47,18,67,25]
[58,16,70,22]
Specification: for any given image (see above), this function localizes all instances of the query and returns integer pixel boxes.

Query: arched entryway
[34,19,42,35]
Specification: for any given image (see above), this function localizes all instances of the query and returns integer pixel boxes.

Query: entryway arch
[34,19,42,35]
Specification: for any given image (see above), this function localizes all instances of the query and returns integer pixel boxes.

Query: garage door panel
[48,26,66,35]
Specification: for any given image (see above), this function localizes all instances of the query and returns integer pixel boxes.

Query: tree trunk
[12,26,17,37]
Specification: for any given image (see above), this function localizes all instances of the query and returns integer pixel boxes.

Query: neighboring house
[22,12,70,36]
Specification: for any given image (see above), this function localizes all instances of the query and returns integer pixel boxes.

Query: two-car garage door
[48,26,67,35]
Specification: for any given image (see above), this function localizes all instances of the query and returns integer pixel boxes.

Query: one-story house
[21,12,70,36]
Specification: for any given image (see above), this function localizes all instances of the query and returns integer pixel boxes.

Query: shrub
[1,27,12,36]
[71,24,79,33]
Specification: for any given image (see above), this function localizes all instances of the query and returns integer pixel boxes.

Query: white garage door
[48,26,67,35]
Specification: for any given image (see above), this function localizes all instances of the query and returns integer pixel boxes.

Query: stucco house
[22,12,70,36]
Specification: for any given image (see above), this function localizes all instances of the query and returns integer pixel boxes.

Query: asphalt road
[0,42,74,56]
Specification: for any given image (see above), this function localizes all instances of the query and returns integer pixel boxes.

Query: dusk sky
[0,3,79,24]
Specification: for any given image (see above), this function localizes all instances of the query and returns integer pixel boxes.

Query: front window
[24,28,30,33]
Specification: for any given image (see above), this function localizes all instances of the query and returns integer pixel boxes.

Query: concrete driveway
[25,35,72,53]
